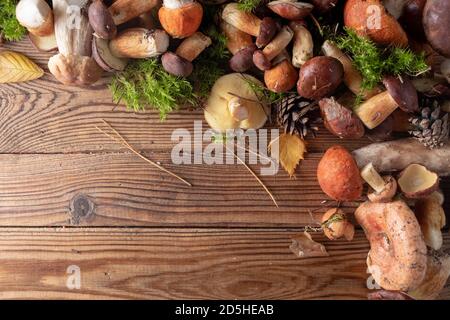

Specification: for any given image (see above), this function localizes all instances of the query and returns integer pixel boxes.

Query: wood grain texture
[1,227,447,300]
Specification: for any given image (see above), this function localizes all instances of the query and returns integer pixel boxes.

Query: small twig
[96,119,192,187]
[224,145,278,207]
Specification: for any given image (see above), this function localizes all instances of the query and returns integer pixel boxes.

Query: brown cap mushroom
[88,0,117,39]
[400,0,427,41]
[264,54,298,93]
[297,56,344,100]
[221,22,257,72]
[16,0,54,37]
[222,3,277,48]
[161,32,211,77]
[321,208,355,241]
[355,200,427,291]
[159,0,203,39]
[109,28,170,58]
[267,1,314,20]
[253,26,294,71]
[355,76,419,129]
[290,21,313,68]
[310,0,339,13]
[360,163,397,202]
[110,0,160,26]
[423,0,450,58]
[398,164,439,199]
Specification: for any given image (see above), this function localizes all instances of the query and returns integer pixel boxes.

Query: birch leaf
[270,133,306,177]
[0,50,44,83]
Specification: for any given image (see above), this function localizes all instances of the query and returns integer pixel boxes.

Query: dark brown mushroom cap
[310,0,339,13]
[229,44,257,72]
[267,1,314,20]
[255,17,277,48]
[423,0,450,58]
[253,50,272,71]
[383,76,419,113]
[161,52,193,77]
[88,0,117,40]
[400,0,426,41]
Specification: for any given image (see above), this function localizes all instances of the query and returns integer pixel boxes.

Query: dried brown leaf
[289,231,329,258]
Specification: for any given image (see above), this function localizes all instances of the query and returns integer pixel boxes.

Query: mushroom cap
[398,164,439,199]
[423,0,450,58]
[229,44,257,72]
[344,0,408,47]
[204,73,269,132]
[255,17,277,48]
[367,175,397,202]
[355,200,427,291]
[48,53,103,86]
[264,59,298,93]
[310,0,339,13]
[382,76,419,113]
[400,0,426,41]
[161,52,193,77]
[159,2,203,39]
[267,1,314,20]
[88,0,117,40]
[253,50,272,71]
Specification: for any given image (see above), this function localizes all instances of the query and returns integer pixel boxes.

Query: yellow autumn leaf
[270,133,307,177]
[0,50,44,83]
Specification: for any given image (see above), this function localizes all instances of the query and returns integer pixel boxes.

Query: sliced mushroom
[398,164,439,199]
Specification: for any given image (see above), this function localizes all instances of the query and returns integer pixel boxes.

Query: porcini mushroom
[297,56,344,100]
[92,35,128,72]
[159,0,203,39]
[423,0,450,58]
[290,21,313,68]
[317,145,363,201]
[360,163,397,203]
[48,0,103,86]
[88,0,117,39]
[204,73,269,132]
[222,3,277,48]
[344,0,408,47]
[16,0,54,37]
[221,22,257,72]
[415,197,446,250]
[264,54,298,93]
[397,164,439,199]
[109,28,169,58]
[321,208,355,241]
[355,200,427,291]
[267,1,314,20]
[161,32,211,77]
[354,75,419,129]
[253,26,294,71]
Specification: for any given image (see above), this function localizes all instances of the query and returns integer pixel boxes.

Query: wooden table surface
[0,39,449,300]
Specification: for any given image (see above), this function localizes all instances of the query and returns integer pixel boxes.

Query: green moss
[0,0,26,42]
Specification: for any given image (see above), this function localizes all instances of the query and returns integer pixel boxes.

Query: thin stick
[96,120,192,187]
[224,145,278,207]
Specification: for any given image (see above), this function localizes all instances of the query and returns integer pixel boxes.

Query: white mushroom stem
[109,28,170,58]
[290,22,313,68]
[262,26,294,61]
[222,3,261,37]
[16,0,54,37]
[228,97,249,121]
[109,0,160,25]
[361,163,387,194]
[175,32,212,62]
[354,91,398,129]
[162,0,193,9]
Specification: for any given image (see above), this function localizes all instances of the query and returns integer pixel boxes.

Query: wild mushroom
[367,114,394,142]
[297,56,344,100]
[322,40,380,99]
[253,26,294,71]
[204,73,269,132]
[400,0,426,41]
[221,22,257,72]
[264,53,298,93]
[423,0,450,58]
[355,200,427,291]
[267,1,314,20]
[360,163,397,203]
[354,76,419,129]
[92,35,128,72]
[397,164,439,199]
[109,28,169,58]
[161,32,211,77]
[415,197,446,250]
[159,0,203,39]
[344,0,408,47]
[48,0,103,86]
[321,208,355,241]
[16,0,54,37]
[310,0,339,13]
[28,33,57,52]
[88,0,117,39]
[319,96,365,139]
[290,21,313,68]
[222,3,277,48]
[317,145,363,201]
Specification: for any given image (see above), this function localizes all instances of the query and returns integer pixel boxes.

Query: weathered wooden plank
[2,227,444,300]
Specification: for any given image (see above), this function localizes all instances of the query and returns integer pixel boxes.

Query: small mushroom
[159,0,203,39]
[415,197,446,250]
[344,0,408,47]
[267,1,314,20]
[354,76,419,129]
[92,35,128,72]
[360,163,397,203]
[290,21,313,68]
[204,73,269,132]
[423,0,450,58]
[16,0,54,37]
[88,0,117,39]
[321,208,355,241]
[253,26,294,71]
[264,54,298,93]
[297,56,344,100]
[221,22,257,72]
[398,164,439,199]
[222,3,277,48]
[161,32,211,77]
[109,28,170,58]
[355,200,427,291]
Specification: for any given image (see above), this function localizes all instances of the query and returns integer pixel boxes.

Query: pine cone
[275,94,320,138]
[409,97,449,149]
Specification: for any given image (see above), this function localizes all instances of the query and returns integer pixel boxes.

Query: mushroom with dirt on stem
[221,22,257,73]
[360,162,397,203]
[222,3,277,48]
[159,0,203,39]
[354,75,419,129]
[161,32,212,77]
[290,20,313,68]
[267,1,314,20]
[253,26,294,71]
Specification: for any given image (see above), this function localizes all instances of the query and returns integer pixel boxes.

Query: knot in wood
[69,194,95,224]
